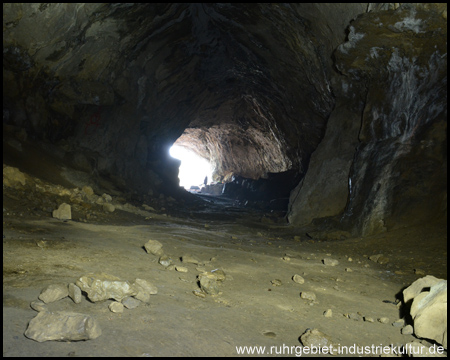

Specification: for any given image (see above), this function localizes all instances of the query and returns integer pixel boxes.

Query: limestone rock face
[2,3,364,191]
[2,4,447,233]
[288,5,447,235]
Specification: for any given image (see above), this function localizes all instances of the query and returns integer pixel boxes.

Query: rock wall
[288,5,447,235]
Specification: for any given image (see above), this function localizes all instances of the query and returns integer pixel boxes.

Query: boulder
[403,276,447,349]
[52,203,72,220]
[76,273,137,302]
[24,311,101,342]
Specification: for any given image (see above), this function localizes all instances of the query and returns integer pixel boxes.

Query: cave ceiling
[3,3,368,180]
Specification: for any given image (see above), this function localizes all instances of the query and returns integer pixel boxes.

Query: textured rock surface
[2,3,447,235]
[288,5,447,235]
[76,273,137,302]
[24,311,102,342]
[404,276,447,349]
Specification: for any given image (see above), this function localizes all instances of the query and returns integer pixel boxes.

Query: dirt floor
[2,137,447,357]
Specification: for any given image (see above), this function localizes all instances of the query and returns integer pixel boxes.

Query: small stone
[68,283,82,304]
[323,309,332,318]
[364,317,375,323]
[345,268,353,272]
[322,258,339,266]
[392,319,405,327]
[300,291,316,301]
[102,193,112,202]
[132,278,158,303]
[300,328,334,348]
[283,256,291,261]
[38,284,69,304]
[159,255,172,267]
[175,266,188,273]
[378,317,390,324]
[81,186,94,196]
[210,269,226,282]
[193,290,206,298]
[401,325,414,335]
[347,257,353,262]
[109,301,124,313]
[198,272,220,295]
[122,296,141,309]
[102,203,115,212]
[271,279,282,286]
[414,268,426,276]
[293,274,305,284]
[143,239,164,256]
[181,254,200,265]
[348,312,363,321]
[30,301,48,312]
[52,203,71,220]
[369,254,389,264]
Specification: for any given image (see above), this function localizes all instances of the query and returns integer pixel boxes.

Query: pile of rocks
[24,274,157,342]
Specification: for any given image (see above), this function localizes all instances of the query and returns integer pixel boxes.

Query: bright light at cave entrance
[169,145,213,190]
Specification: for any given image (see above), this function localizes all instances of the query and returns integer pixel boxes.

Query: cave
[3,3,447,356]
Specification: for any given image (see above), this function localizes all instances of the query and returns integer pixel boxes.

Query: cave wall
[3,3,367,192]
[287,5,447,235]
[3,4,447,236]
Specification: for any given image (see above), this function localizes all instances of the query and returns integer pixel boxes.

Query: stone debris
[369,254,389,264]
[300,328,335,348]
[392,319,405,327]
[292,274,305,284]
[159,255,172,267]
[322,258,339,266]
[364,316,375,323]
[323,309,332,318]
[38,284,69,304]
[122,296,141,309]
[402,325,414,335]
[300,291,316,301]
[76,273,137,302]
[197,270,226,296]
[378,317,390,324]
[3,166,27,187]
[102,203,115,212]
[271,279,282,286]
[24,311,102,342]
[132,278,158,303]
[347,312,363,321]
[181,254,201,265]
[144,239,164,256]
[68,283,82,304]
[404,276,447,348]
[30,300,47,312]
[109,301,124,313]
[175,266,188,273]
[52,203,72,220]
[81,185,94,196]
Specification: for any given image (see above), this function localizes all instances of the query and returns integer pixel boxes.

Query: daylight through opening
[169,145,213,192]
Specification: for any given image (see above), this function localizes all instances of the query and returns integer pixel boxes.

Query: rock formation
[3,3,447,236]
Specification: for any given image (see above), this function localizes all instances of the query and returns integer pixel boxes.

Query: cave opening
[169,144,213,192]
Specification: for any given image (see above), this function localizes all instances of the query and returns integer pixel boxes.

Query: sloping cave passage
[3,3,447,356]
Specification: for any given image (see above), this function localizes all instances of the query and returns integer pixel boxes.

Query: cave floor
[2,141,447,357]
[3,197,447,357]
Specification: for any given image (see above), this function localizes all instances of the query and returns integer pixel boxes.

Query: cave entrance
[169,145,213,193]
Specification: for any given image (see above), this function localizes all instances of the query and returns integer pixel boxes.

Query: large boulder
[403,276,447,349]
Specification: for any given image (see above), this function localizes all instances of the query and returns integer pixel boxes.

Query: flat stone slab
[24,311,101,342]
